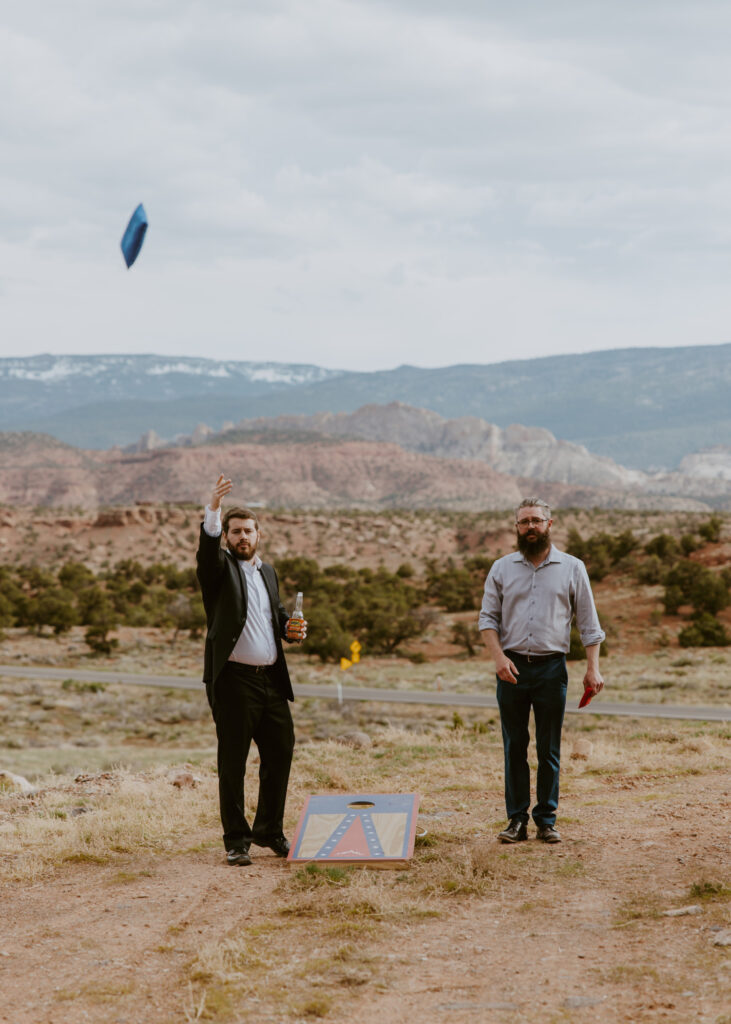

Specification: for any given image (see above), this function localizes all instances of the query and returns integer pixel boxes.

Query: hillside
[0,431,724,511]
[209,403,730,503]
[2,346,729,468]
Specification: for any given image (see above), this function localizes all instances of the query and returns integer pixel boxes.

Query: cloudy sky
[2,1,731,371]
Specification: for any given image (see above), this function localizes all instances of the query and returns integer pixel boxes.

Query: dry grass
[0,765,219,883]
[1,656,730,1024]
[2,696,729,888]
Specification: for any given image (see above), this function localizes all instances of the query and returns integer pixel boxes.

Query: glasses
[516,517,548,528]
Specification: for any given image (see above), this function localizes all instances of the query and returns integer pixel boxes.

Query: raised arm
[196,474,233,598]
[209,474,233,514]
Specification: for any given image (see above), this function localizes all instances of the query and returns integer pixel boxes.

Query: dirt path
[1,772,729,1024]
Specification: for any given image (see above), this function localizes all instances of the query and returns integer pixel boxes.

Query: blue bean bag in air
[120,203,148,268]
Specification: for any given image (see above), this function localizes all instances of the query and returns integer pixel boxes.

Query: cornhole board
[288,793,420,866]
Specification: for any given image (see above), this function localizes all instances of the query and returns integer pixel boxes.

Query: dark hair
[222,507,260,534]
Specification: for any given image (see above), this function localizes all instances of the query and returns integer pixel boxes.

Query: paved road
[1,664,729,722]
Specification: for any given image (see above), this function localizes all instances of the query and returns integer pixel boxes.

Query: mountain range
[2,345,729,470]
[190,403,729,501]
[0,428,725,511]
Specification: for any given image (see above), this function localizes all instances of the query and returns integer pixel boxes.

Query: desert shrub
[275,557,428,660]
[698,516,723,544]
[84,624,119,655]
[678,613,729,648]
[451,621,480,657]
[426,566,478,611]
[167,592,207,638]
[113,558,146,581]
[566,528,636,580]
[303,603,353,662]
[611,529,639,562]
[348,571,426,653]
[19,565,55,590]
[426,556,493,612]
[0,591,15,630]
[645,533,679,560]
[663,585,684,615]
[26,587,78,635]
[636,555,663,585]
[104,566,192,626]
[463,554,495,575]
[690,574,730,615]
[76,583,112,625]
[82,590,118,654]
[0,568,25,623]
[58,560,95,589]
[274,556,324,595]
[567,623,608,660]
[680,533,700,555]
[0,555,207,642]
[663,560,730,616]
[583,544,611,582]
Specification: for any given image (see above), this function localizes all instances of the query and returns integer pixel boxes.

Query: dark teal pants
[496,654,568,827]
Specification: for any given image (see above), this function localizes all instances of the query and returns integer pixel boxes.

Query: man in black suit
[197,474,306,866]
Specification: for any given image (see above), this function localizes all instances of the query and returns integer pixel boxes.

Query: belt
[226,661,272,675]
[504,650,564,664]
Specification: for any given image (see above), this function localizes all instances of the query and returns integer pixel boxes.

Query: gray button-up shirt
[478,545,605,656]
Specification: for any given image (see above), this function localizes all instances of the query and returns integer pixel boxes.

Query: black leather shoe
[497,819,528,843]
[226,845,252,866]
[536,824,562,843]
[255,835,290,857]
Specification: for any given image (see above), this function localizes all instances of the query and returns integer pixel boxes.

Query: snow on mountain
[0,354,340,386]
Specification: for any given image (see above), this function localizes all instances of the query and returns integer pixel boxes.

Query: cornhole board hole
[288,793,420,867]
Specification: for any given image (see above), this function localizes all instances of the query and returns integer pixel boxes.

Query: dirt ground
[1,507,729,1022]
[1,716,729,1024]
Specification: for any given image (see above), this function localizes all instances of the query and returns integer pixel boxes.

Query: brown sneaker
[536,824,562,843]
[497,819,528,843]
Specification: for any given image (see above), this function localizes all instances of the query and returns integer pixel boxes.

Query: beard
[516,526,551,558]
[228,537,258,561]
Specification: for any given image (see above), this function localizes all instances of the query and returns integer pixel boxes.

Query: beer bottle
[289,592,304,639]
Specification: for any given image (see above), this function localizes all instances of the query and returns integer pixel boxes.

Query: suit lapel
[225,550,247,616]
[259,564,280,631]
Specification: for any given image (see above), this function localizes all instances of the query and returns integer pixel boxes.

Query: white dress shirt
[203,505,278,666]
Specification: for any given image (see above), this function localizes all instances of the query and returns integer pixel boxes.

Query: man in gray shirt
[479,498,605,844]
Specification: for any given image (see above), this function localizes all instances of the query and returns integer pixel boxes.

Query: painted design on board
[289,793,419,864]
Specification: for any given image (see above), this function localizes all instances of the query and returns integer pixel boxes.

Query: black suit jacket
[196,524,294,701]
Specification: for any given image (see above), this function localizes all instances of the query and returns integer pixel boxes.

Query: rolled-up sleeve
[203,504,222,538]
[574,562,605,647]
[478,566,503,633]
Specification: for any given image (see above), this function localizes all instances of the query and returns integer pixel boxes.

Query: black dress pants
[207,662,295,851]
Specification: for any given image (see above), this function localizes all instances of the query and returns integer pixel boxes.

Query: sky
[2,0,731,372]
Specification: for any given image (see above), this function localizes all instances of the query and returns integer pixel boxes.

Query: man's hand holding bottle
[286,591,307,643]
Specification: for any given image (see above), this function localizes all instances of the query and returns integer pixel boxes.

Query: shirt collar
[237,553,262,571]
[510,544,563,568]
